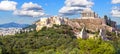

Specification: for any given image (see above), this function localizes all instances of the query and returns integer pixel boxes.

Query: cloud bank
[112,0,120,4]
[0,1,17,11]
[59,0,94,16]
[111,6,120,18]
[111,0,120,18]
[13,2,45,17]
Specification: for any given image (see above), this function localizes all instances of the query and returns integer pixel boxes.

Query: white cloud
[65,0,93,7]
[111,6,120,18]
[0,1,17,11]
[111,0,120,17]
[59,0,94,16]
[13,2,45,17]
[112,0,120,4]
[21,2,42,10]
[59,6,85,15]
[14,10,45,17]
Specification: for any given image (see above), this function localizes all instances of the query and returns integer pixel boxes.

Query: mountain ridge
[0,22,29,28]
[117,25,120,29]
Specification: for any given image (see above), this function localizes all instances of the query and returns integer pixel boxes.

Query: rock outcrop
[36,16,68,31]
[71,18,117,32]
[36,16,117,32]
[75,27,88,39]
[99,29,108,40]
[35,16,82,31]
[35,7,117,40]
[35,16,117,40]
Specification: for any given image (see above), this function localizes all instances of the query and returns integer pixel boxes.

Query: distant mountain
[0,22,29,28]
[117,25,120,29]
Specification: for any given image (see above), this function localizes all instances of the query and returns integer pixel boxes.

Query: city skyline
[0,0,120,24]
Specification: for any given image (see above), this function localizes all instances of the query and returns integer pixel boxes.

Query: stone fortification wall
[71,18,116,32]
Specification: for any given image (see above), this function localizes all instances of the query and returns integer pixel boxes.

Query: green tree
[78,39,116,54]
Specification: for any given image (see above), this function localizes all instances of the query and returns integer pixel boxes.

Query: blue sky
[0,0,120,25]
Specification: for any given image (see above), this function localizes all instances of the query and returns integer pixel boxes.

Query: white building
[0,28,23,36]
[81,8,99,19]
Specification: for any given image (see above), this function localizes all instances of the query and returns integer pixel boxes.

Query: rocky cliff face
[71,18,117,32]
[35,16,68,31]
[35,16,83,31]
[35,16,117,39]
[35,16,117,32]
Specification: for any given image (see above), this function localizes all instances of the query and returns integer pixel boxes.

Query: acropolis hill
[71,8,116,32]
[36,8,117,32]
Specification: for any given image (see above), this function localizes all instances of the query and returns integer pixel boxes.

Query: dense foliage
[0,25,119,54]
[23,24,36,30]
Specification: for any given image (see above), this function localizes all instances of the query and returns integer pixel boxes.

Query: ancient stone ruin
[99,29,108,40]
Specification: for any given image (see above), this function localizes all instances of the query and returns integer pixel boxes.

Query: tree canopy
[0,25,119,54]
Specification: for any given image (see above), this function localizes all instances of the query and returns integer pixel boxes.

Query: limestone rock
[75,27,88,39]
[35,16,68,31]
[99,29,108,40]
[71,19,116,32]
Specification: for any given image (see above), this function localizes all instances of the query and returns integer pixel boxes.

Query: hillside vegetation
[0,25,120,54]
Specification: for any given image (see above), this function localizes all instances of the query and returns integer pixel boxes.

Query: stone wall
[71,18,116,32]
[35,16,117,32]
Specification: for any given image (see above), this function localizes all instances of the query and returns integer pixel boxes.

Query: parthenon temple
[81,8,99,19]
